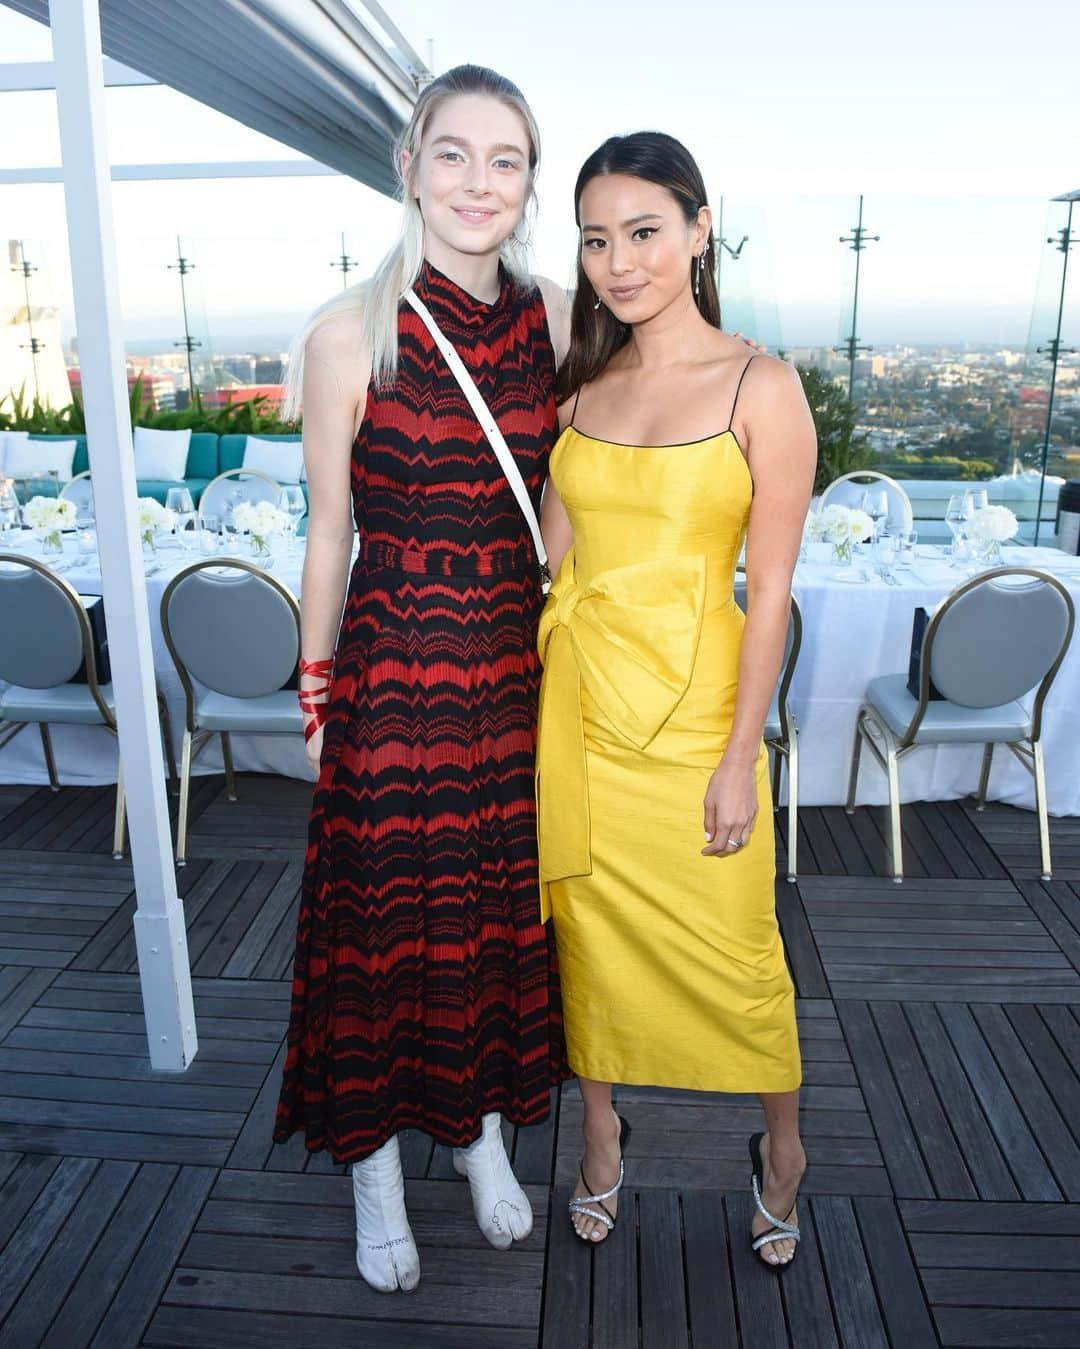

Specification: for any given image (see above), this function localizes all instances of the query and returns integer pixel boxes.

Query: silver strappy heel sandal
[749,1131,802,1270]
[568,1113,631,1242]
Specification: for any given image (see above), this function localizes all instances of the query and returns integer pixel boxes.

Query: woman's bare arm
[703,358,816,854]
[298,310,371,767]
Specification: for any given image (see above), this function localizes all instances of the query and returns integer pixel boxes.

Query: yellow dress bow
[535,550,707,916]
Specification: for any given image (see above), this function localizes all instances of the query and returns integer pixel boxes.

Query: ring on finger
[727,836,746,850]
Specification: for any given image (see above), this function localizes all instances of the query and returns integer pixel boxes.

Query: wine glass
[0,482,21,544]
[945,493,974,565]
[860,486,889,540]
[166,487,196,549]
[280,485,307,553]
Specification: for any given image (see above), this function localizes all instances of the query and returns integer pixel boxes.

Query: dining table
[1,529,1079,817]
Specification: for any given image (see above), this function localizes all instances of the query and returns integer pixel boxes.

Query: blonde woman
[273,66,571,1293]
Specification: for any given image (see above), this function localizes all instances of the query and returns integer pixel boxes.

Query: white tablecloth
[2,536,1079,815]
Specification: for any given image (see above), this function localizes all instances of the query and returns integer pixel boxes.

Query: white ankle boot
[352,1135,421,1292]
[452,1112,533,1249]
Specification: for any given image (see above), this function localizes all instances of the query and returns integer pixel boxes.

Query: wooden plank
[586,1185,638,1349]
[638,1189,688,1349]
[972,1004,1080,1200]
[0,1045,267,1088]
[1021,879,1080,975]
[145,1306,535,1349]
[0,1155,99,1324]
[835,1000,931,1198]
[903,1003,1019,1200]
[1,1158,137,1345]
[1005,1005,1080,1132]
[540,1185,591,1349]
[776,881,829,997]
[220,861,303,979]
[194,862,288,979]
[0,1151,62,1248]
[922,1267,1080,1308]
[682,1191,739,1349]
[853,1196,937,1347]
[225,1040,286,1171]
[911,1232,1080,1270]
[900,1200,1080,1236]
[817,807,875,875]
[0,1122,231,1167]
[725,1191,787,1347]
[88,1165,216,1349]
[812,1194,888,1347]
[773,1199,839,1349]
[2,1071,253,1114]
[933,1307,1080,1347]
[869,1002,975,1200]
[512,1089,557,1187]
[937,1003,1061,1202]
[0,964,57,1040]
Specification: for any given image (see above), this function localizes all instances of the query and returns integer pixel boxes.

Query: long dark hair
[556,131,721,404]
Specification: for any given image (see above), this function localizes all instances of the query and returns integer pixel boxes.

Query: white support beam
[0,159,340,184]
[0,56,156,89]
[50,0,197,1072]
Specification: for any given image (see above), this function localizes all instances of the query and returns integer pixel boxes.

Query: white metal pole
[49,0,197,1071]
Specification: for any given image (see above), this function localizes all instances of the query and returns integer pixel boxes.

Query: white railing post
[49,0,197,1071]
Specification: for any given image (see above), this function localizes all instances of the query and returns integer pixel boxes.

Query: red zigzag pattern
[274,262,570,1163]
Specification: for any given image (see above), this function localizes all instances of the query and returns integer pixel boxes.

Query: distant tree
[796,365,875,494]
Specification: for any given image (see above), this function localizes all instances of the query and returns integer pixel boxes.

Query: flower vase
[141,531,158,558]
[38,529,63,556]
[250,533,272,563]
[831,538,854,567]
[976,538,1003,566]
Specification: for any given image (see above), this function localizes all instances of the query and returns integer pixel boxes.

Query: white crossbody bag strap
[405,288,550,589]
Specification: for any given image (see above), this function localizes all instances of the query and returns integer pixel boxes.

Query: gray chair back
[162,560,300,717]
[59,472,94,517]
[924,571,1074,729]
[820,471,914,534]
[198,469,282,524]
[0,556,89,688]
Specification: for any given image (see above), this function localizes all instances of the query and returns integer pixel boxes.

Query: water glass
[875,530,899,580]
[0,484,20,542]
[966,487,989,513]
[77,528,97,559]
[167,487,196,549]
[280,485,307,553]
[945,493,974,563]
[894,528,918,570]
[199,513,222,555]
[860,486,889,539]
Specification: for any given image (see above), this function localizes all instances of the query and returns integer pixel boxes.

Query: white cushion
[0,430,30,474]
[242,436,303,485]
[133,427,191,481]
[5,435,77,481]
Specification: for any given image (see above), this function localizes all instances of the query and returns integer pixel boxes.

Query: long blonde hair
[283,65,540,419]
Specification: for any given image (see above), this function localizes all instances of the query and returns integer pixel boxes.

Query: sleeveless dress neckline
[414,258,513,328]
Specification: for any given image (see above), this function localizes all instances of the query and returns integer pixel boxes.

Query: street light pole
[1033,192,1078,546]
[835,195,880,402]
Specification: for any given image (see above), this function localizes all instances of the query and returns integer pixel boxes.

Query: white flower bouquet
[968,504,1017,564]
[233,499,288,557]
[138,497,176,552]
[808,503,874,564]
[24,495,77,554]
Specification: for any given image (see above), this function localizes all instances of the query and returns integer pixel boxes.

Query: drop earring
[694,252,703,298]
[593,292,602,310]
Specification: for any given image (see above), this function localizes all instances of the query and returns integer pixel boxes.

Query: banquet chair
[819,470,914,534]
[59,470,94,517]
[197,468,282,526]
[734,576,803,882]
[845,567,1074,882]
[0,555,135,858]
[161,558,303,865]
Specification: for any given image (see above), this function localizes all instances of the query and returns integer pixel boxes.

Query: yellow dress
[536,426,801,1093]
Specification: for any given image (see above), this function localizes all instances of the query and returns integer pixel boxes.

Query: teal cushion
[866,673,1030,744]
[186,432,218,479]
[218,433,302,475]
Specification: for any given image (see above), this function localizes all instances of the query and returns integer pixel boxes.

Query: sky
[0,0,1077,350]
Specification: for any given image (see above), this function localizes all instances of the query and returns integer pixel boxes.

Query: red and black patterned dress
[274,261,569,1164]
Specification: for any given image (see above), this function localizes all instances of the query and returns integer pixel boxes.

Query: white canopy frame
[2,0,422,1070]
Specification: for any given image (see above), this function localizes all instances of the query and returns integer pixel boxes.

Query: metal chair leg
[176,730,193,867]
[845,713,864,814]
[975,742,994,811]
[1032,738,1052,881]
[885,738,904,883]
[39,723,60,791]
[112,757,127,860]
[785,732,799,884]
[771,743,783,810]
[221,731,238,802]
[158,694,179,793]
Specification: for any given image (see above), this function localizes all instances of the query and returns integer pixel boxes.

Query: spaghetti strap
[569,386,583,427]
[727,356,757,433]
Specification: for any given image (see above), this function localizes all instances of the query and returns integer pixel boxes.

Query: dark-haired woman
[537,133,816,1267]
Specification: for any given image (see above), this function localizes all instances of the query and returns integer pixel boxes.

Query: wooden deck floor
[2,775,1079,1347]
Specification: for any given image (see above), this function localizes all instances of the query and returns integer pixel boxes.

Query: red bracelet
[298,657,334,742]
